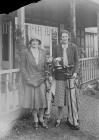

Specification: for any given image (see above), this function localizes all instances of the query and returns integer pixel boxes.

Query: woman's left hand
[73,73,77,78]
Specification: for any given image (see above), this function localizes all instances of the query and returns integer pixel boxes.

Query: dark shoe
[33,122,39,130]
[66,120,80,130]
[44,114,51,124]
[72,125,80,130]
[55,120,61,128]
[39,121,48,129]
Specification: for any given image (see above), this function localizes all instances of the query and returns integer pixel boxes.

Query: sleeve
[52,45,58,58]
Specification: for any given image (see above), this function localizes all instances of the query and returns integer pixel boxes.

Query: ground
[1,85,99,140]
[1,108,99,140]
[2,119,98,140]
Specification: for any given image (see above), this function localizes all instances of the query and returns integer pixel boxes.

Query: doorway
[2,20,13,69]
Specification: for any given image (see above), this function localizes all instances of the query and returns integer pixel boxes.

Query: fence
[79,57,99,84]
[0,69,21,115]
[85,32,98,57]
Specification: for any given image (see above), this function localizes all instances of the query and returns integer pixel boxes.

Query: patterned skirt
[54,80,68,107]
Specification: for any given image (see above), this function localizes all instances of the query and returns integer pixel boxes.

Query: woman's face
[31,40,39,49]
[61,32,69,44]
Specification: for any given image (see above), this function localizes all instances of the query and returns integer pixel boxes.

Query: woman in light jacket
[20,37,48,130]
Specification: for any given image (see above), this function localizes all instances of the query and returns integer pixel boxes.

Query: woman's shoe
[55,120,61,127]
[44,114,50,119]
[39,121,48,129]
[33,122,39,130]
[66,120,80,130]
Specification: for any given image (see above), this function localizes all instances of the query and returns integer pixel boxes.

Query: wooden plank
[0,69,19,75]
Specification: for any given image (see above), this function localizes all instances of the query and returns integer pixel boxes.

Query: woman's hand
[26,77,44,87]
[73,73,77,78]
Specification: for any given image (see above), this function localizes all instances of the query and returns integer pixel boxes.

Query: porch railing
[0,69,20,115]
[79,57,99,84]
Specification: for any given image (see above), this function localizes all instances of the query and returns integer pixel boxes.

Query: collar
[31,47,39,52]
[62,44,68,49]
[61,42,71,48]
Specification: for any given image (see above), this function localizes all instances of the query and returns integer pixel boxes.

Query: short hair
[60,30,71,40]
[29,38,41,45]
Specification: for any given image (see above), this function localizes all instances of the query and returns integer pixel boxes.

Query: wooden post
[0,15,2,70]
[60,24,64,32]
[17,7,25,45]
[70,0,76,43]
[97,12,99,57]
[59,24,64,43]
[50,28,52,57]
[0,16,2,112]
[15,7,25,68]
[9,21,13,69]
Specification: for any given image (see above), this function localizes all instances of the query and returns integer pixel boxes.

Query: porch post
[17,7,25,45]
[0,15,2,70]
[60,24,64,41]
[70,0,76,43]
[97,12,99,57]
[0,15,2,109]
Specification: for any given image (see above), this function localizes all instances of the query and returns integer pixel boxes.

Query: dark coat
[53,42,79,80]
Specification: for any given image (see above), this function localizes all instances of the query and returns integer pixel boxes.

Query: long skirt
[54,80,68,107]
[55,78,79,126]
[23,82,47,110]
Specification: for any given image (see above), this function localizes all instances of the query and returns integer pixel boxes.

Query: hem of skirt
[32,105,47,110]
[23,105,47,109]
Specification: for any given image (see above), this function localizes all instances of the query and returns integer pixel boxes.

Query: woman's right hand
[27,75,45,87]
[26,78,38,87]
[31,78,45,87]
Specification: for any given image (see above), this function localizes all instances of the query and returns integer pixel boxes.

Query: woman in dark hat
[20,37,48,130]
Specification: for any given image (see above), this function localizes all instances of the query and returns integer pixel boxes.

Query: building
[0,0,99,137]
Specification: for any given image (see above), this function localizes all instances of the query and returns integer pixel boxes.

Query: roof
[24,0,99,28]
[89,0,99,5]
[6,0,99,28]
